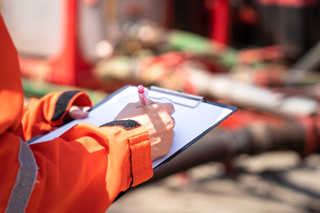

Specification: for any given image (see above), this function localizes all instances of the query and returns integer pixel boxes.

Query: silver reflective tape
[5,139,37,213]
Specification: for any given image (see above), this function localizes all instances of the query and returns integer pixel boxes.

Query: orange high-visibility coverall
[0,14,153,212]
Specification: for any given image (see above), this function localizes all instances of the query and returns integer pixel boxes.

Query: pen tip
[138,85,144,94]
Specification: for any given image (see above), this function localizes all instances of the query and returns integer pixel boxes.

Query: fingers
[82,106,91,112]
[148,101,175,115]
[171,116,176,126]
[136,99,174,115]
[148,99,155,105]
[130,99,155,108]
[68,106,90,119]
[163,103,175,115]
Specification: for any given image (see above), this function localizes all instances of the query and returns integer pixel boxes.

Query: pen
[138,85,149,107]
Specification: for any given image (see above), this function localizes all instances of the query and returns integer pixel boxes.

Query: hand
[68,106,91,120]
[114,100,175,161]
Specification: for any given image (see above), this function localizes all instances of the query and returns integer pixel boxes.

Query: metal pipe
[184,64,318,116]
[149,120,307,183]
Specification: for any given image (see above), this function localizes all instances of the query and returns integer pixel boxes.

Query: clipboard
[29,85,237,171]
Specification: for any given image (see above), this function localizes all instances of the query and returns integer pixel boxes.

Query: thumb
[68,106,90,119]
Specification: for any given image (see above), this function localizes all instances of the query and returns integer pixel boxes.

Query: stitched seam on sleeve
[129,133,152,186]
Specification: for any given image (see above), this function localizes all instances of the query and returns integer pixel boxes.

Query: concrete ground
[108,152,320,213]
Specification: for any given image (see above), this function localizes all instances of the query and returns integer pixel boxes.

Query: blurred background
[2,0,320,212]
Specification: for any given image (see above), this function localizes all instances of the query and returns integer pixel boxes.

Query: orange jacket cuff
[46,91,93,126]
[128,128,153,186]
[100,123,153,187]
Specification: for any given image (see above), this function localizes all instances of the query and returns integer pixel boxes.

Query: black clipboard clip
[149,86,206,108]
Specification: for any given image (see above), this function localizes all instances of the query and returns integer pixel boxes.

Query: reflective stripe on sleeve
[5,138,37,213]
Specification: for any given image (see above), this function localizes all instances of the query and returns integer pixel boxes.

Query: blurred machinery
[0,0,170,87]
[2,0,320,86]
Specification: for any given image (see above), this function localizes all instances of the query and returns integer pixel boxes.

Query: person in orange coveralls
[0,13,175,213]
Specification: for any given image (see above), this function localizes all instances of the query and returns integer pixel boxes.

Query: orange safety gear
[0,14,153,212]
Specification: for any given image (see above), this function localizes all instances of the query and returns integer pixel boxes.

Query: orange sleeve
[25,122,153,212]
[18,91,93,141]
[0,13,153,213]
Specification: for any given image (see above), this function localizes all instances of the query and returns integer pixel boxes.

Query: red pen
[138,85,149,107]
